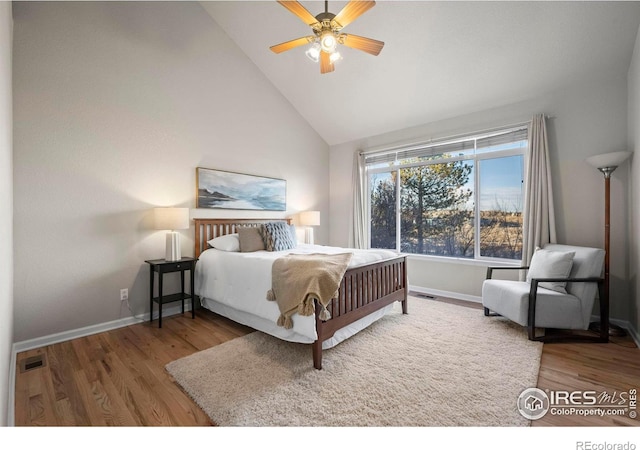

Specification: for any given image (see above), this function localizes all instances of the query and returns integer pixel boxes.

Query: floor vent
[19,355,46,373]
[415,293,437,300]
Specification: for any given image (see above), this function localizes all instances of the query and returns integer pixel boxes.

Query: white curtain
[351,151,369,249]
[522,114,557,265]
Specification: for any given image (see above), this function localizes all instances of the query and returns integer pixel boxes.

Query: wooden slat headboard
[194,218,292,258]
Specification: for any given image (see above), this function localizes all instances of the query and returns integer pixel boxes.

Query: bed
[194,218,408,369]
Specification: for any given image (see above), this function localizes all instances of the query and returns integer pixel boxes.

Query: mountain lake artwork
[196,167,286,211]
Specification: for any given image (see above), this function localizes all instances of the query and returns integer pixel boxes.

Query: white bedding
[195,243,400,348]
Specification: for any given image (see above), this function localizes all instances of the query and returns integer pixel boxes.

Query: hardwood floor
[534,337,640,426]
[14,309,253,426]
[13,298,640,426]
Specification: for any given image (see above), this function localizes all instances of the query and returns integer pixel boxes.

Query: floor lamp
[586,150,632,337]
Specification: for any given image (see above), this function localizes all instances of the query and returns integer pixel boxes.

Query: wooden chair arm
[486,266,529,279]
[529,277,603,284]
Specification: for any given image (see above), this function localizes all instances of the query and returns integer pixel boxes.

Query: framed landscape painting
[196,167,286,211]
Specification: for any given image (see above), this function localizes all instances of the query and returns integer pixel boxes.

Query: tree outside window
[367,128,526,261]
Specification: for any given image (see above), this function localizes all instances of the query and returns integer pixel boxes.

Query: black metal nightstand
[145,257,197,328]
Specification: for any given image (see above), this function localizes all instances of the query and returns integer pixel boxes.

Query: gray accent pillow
[526,248,575,293]
[238,226,265,252]
[263,222,296,252]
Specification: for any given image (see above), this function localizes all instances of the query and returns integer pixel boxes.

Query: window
[367,127,527,261]
[370,171,397,249]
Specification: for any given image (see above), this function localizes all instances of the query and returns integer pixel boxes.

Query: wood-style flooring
[13,297,640,426]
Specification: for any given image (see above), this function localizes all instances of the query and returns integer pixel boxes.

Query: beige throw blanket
[266,253,353,329]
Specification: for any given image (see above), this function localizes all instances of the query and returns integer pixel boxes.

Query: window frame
[366,127,528,263]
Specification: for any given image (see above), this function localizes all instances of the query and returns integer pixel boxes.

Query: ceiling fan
[270,0,384,74]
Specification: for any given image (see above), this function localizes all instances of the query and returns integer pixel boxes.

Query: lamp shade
[586,151,632,169]
[299,210,320,226]
[154,207,189,231]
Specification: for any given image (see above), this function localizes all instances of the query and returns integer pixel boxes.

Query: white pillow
[208,233,240,252]
[526,248,575,293]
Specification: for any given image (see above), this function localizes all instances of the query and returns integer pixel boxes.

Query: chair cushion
[526,247,575,293]
[482,279,586,329]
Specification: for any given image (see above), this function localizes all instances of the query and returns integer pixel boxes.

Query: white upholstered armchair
[482,244,608,343]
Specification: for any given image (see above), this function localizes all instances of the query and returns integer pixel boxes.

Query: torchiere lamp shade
[586,151,632,171]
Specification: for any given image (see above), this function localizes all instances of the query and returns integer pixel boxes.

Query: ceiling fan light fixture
[271,1,384,74]
[320,31,337,53]
[305,42,321,62]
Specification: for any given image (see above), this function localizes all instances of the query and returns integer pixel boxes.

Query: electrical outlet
[120,288,129,301]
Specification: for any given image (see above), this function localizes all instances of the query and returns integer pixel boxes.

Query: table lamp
[299,210,320,245]
[154,207,190,261]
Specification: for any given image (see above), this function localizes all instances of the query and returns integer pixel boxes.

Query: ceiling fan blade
[270,36,315,54]
[277,1,320,27]
[340,34,384,56]
[320,51,335,74]
[331,1,376,29]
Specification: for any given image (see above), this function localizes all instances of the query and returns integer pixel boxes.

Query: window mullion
[474,150,481,259]
[366,168,372,249]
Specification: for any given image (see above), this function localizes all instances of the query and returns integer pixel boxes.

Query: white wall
[12,2,329,342]
[330,76,631,321]
[628,23,640,335]
[0,1,13,427]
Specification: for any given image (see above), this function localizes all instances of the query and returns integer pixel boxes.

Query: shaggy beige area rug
[165,297,542,426]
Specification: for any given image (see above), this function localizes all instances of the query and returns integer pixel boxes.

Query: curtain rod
[361,115,555,157]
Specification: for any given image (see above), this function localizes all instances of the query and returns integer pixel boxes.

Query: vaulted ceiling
[201,1,640,146]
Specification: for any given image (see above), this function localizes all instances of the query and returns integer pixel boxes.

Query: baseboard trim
[14,315,144,354]
[628,323,640,349]
[588,315,639,348]
[13,304,193,353]
[409,285,482,304]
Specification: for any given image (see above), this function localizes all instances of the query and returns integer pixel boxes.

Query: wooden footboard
[312,255,408,369]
